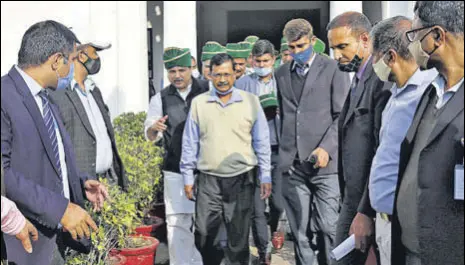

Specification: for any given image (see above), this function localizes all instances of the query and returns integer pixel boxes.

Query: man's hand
[349,212,374,253]
[85,180,109,212]
[311,147,330,168]
[184,185,194,201]
[61,203,98,241]
[260,183,272,200]
[151,115,169,133]
[15,220,39,254]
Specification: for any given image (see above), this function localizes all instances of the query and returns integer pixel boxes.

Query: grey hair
[415,1,464,35]
[371,16,413,60]
[283,19,314,42]
[326,12,372,37]
[18,20,78,69]
[252,39,275,57]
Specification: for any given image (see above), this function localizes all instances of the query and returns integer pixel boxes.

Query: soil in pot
[116,236,160,265]
[107,254,127,265]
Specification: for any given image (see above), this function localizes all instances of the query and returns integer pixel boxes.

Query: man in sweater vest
[181,53,272,265]
[145,47,208,265]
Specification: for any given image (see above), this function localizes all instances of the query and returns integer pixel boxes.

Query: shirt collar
[432,74,464,97]
[71,78,96,94]
[391,68,424,96]
[207,87,243,103]
[356,55,372,80]
[251,72,274,84]
[15,65,43,97]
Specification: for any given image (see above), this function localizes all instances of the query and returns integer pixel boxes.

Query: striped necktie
[38,90,63,184]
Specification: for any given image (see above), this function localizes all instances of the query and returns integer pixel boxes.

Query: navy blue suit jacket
[1,66,90,264]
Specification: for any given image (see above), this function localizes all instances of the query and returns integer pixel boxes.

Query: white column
[163,1,197,86]
[382,1,415,19]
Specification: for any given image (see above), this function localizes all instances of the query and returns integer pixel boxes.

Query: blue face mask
[291,45,313,65]
[253,67,273,77]
[55,62,74,91]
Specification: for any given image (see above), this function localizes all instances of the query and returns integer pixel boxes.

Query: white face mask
[408,40,431,70]
[373,54,392,82]
[192,69,201,78]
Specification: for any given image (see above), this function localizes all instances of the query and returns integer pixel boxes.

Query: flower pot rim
[114,235,159,256]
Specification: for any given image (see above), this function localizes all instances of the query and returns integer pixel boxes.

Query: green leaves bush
[66,112,163,265]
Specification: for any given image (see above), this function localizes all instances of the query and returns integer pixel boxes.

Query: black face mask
[338,54,363,73]
[80,52,101,75]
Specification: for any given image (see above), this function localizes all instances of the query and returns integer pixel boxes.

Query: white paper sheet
[455,165,464,200]
[330,234,356,261]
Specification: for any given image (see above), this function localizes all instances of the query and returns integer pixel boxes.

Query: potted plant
[65,112,164,265]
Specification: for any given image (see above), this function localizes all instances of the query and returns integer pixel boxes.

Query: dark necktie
[349,76,360,111]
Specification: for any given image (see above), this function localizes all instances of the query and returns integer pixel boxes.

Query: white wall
[382,1,416,19]
[163,1,197,87]
[1,1,149,119]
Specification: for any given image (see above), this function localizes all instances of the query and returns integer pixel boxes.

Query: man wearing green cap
[200,41,227,81]
[145,47,208,265]
[236,39,283,265]
[280,36,293,65]
[227,42,251,80]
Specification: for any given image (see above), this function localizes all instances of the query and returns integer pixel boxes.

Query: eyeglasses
[211,73,233,79]
[406,25,437,42]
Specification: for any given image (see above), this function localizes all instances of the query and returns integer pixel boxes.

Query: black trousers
[194,170,255,265]
[252,149,284,260]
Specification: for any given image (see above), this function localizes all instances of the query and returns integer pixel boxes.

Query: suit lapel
[67,89,96,140]
[283,63,298,105]
[426,83,464,146]
[299,55,324,105]
[8,67,60,176]
[90,88,114,140]
[405,86,436,144]
[343,58,374,126]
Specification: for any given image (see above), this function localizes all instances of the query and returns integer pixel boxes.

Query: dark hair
[414,1,464,35]
[18,20,78,69]
[283,19,314,42]
[326,12,372,37]
[252,39,275,57]
[371,16,413,60]
[209,53,235,72]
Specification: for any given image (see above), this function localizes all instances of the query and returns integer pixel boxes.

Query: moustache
[217,81,229,86]
[174,78,184,82]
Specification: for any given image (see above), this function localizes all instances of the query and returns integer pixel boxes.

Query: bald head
[371,16,413,61]
[326,11,372,37]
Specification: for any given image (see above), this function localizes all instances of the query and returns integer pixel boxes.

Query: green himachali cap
[201,41,227,62]
[244,35,259,45]
[163,47,192,70]
[226,42,252,59]
[313,38,326,54]
[280,36,289,53]
[259,93,278,109]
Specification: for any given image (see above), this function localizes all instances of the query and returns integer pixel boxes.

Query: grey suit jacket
[49,85,129,190]
[337,58,392,217]
[276,54,350,175]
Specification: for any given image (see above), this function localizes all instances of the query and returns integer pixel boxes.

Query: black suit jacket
[392,83,464,265]
[50,85,129,190]
[338,58,392,217]
[276,54,350,175]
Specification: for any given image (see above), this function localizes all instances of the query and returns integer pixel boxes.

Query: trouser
[334,203,369,265]
[375,213,391,265]
[167,214,203,265]
[194,170,255,265]
[50,233,66,265]
[252,149,284,261]
[283,164,340,265]
[405,250,422,265]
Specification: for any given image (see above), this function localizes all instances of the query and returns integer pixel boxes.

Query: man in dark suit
[49,39,128,191]
[327,12,392,265]
[1,20,108,265]
[276,18,350,265]
[392,2,464,265]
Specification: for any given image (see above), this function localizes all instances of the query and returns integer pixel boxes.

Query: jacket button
[93,141,96,145]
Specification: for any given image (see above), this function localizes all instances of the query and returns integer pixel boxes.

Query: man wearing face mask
[1,20,108,265]
[235,39,283,265]
[244,35,260,75]
[145,47,208,265]
[191,56,201,79]
[327,12,392,265]
[49,40,129,191]
[226,42,251,80]
[368,16,438,265]
[181,53,271,265]
[275,18,350,265]
[392,2,464,265]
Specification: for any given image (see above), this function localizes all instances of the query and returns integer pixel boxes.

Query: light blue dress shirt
[369,68,438,214]
[180,87,272,186]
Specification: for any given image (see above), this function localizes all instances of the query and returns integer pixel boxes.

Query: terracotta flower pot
[112,236,159,265]
[134,216,164,237]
